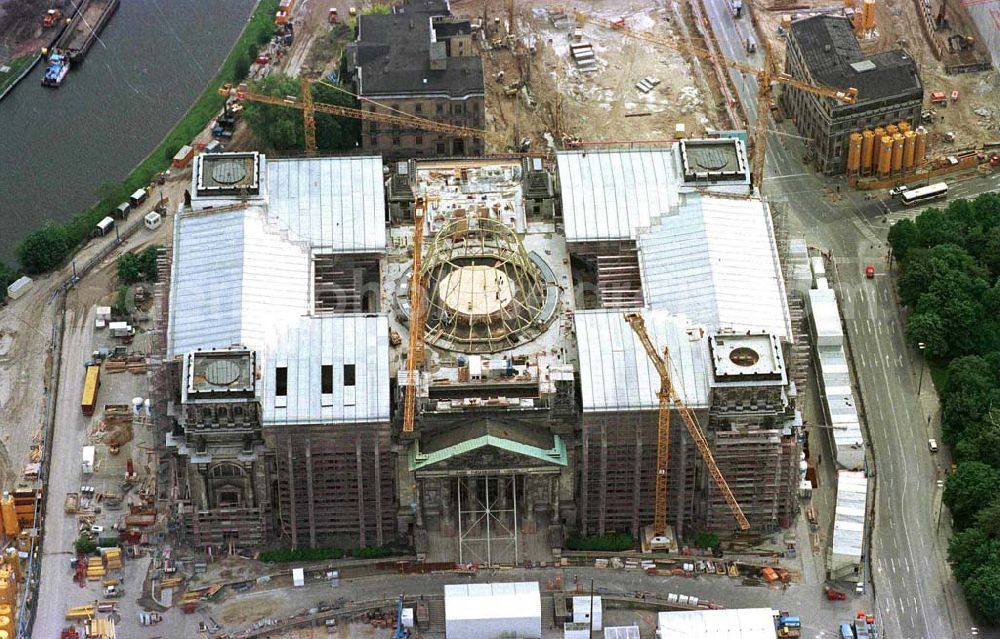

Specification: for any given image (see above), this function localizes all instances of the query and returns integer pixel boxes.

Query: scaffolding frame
[457,475,519,566]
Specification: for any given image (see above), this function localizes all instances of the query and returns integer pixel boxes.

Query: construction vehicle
[623,312,751,539]
[60,627,80,639]
[824,585,847,600]
[392,593,411,639]
[224,79,501,156]
[64,492,80,514]
[578,13,858,192]
[43,9,62,27]
[81,365,101,416]
[402,198,427,434]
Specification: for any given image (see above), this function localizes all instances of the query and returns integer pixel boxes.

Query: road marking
[900,598,906,615]
[860,353,866,368]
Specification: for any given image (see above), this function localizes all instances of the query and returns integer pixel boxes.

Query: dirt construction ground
[451,0,725,152]
[754,0,1000,153]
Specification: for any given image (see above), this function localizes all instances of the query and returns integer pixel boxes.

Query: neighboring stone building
[347,0,485,159]
[781,15,923,175]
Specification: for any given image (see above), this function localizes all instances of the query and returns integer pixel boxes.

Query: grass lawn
[0,55,38,96]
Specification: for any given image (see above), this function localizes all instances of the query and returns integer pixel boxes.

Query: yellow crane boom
[403,197,427,433]
[577,13,858,191]
[224,80,494,154]
[624,312,751,532]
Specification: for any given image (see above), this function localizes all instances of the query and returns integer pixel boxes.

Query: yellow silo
[0,568,13,606]
[874,126,886,141]
[0,495,18,538]
[878,135,893,177]
[782,15,792,30]
[0,615,13,636]
[847,133,863,173]
[844,0,856,6]
[902,130,916,169]
[915,127,928,164]
[886,123,899,137]
[891,133,905,173]
[898,120,911,133]
[862,0,876,30]
[861,130,875,174]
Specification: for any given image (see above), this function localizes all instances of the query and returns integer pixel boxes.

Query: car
[928,438,939,453]
[889,185,909,197]
[89,525,104,534]
[865,265,875,279]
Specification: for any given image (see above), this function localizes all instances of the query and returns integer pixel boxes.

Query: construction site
[2,0,1000,637]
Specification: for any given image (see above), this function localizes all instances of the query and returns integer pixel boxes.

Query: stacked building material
[86,557,105,580]
[102,548,122,570]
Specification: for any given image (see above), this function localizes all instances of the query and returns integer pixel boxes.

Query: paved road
[701,4,1000,639]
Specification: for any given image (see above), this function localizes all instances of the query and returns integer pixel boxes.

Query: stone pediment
[409,434,567,473]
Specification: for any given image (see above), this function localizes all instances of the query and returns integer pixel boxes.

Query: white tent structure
[445,581,541,639]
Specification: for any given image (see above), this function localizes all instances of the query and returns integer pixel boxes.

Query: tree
[942,357,1000,444]
[234,50,251,81]
[16,224,70,274]
[0,262,15,303]
[242,74,361,152]
[242,74,304,150]
[117,252,142,284]
[904,311,948,358]
[694,532,720,550]
[962,557,1000,624]
[949,527,999,583]
[888,218,919,263]
[944,462,1000,530]
[74,535,97,555]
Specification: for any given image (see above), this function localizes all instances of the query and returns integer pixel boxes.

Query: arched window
[208,463,245,479]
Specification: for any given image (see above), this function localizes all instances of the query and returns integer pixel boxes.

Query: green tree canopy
[944,462,1000,530]
[242,74,360,152]
[17,224,70,274]
[962,557,1000,624]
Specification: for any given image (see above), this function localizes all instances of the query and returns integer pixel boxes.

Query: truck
[839,624,854,639]
[82,445,95,475]
[81,365,100,416]
[778,616,801,629]
[777,628,801,638]
[64,492,80,514]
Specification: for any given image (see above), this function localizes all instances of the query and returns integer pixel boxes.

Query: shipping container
[81,365,100,416]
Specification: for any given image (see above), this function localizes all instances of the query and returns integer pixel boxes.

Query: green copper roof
[409,434,567,471]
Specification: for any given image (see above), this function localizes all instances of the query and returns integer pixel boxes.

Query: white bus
[900,182,948,207]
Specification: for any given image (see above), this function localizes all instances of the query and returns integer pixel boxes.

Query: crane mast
[624,312,751,532]
[403,198,427,433]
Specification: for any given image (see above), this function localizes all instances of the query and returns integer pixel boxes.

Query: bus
[900,182,948,207]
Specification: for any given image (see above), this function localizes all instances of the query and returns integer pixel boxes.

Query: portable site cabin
[144,211,162,231]
[172,145,196,169]
[6,276,32,300]
[95,216,115,237]
[129,188,149,208]
[115,202,131,219]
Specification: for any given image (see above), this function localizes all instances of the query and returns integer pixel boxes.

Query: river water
[0,0,257,263]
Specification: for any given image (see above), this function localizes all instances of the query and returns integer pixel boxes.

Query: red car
[824,585,847,600]
[865,265,875,279]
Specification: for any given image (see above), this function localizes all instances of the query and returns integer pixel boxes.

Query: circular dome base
[438,265,516,322]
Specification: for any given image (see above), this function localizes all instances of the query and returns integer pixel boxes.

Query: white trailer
[82,446,95,475]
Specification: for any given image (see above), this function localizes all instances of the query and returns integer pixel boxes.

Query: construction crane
[402,197,427,434]
[623,312,751,533]
[222,79,497,155]
[577,13,859,191]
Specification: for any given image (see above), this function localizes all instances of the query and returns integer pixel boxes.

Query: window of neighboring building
[321,365,333,394]
[436,142,446,154]
[415,103,423,114]
[436,103,444,114]
[392,136,400,146]
[472,101,480,112]
[344,364,356,386]
[416,135,423,146]
[368,136,377,147]
[452,103,464,115]
[276,367,288,397]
